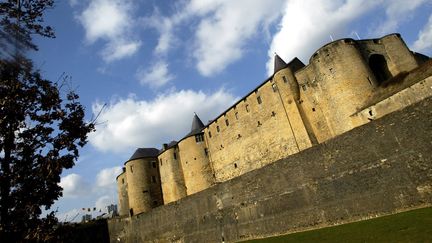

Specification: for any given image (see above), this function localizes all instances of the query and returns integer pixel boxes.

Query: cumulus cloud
[187,0,285,76]
[413,14,432,53]
[144,0,284,76]
[59,174,90,198]
[265,0,381,75]
[96,166,123,188]
[95,195,116,211]
[77,0,140,62]
[372,0,428,36]
[136,61,175,88]
[89,89,237,153]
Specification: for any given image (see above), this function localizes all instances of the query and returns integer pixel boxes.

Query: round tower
[124,148,162,215]
[306,38,376,137]
[178,114,214,195]
[158,141,187,204]
[116,168,129,216]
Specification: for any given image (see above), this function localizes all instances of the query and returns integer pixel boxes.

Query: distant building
[107,204,118,216]
[81,214,92,223]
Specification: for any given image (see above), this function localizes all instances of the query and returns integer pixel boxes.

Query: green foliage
[0,57,95,241]
[243,207,432,243]
[0,1,95,241]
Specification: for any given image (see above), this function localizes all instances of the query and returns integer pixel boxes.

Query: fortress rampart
[113,33,431,240]
[109,96,432,242]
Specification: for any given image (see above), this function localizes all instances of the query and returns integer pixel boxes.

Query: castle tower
[177,114,214,195]
[158,141,187,204]
[116,167,129,216]
[272,54,314,148]
[124,148,163,215]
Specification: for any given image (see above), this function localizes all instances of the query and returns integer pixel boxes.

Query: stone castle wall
[108,96,432,243]
[116,33,430,217]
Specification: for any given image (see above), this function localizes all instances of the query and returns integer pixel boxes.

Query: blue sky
[29,0,432,221]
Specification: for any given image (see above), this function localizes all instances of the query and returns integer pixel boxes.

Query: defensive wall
[108,95,432,242]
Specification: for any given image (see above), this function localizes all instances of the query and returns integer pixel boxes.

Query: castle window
[234,163,238,168]
[312,108,316,112]
[237,134,241,139]
[235,112,239,120]
[257,96,262,104]
[271,111,276,117]
[246,104,250,112]
[122,178,124,184]
[130,165,133,173]
[195,134,204,142]
[257,121,262,127]
[225,119,229,126]
[217,126,220,132]
[282,76,288,83]
[159,158,163,166]
[173,152,177,160]
[151,176,156,183]
[302,85,307,91]
[208,131,212,138]
[204,148,208,157]
[152,161,156,168]
[272,83,278,92]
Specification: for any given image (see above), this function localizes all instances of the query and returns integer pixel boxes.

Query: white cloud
[77,0,140,62]
[145,0,284,76]
[136,61,175,88]
[96,166,123,188]
[187,0,285,76]
[413,14,432,53]
[372,0,428,36]
[89,89,237,153]
[59,174,90,198]
[101,41,142,62]
[266,0,382,75]
[95,195,115,211]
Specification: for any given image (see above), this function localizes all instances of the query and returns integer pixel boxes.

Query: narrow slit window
[282,76,288,83]
[225,119,229,126]
[208,131,212,138]
[130,165,133,173]
[245,104,249,112]
[272,83,278,92]
[217,126,220,132]
[152,161,156,168]
[173,152,177,160]
[257,96,262,104]
[235,112,239,120]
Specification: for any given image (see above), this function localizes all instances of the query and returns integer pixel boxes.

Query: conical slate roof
[184,113,205,138]
[191,113,205,133]
[127,148,159,162]
[274,54,287,74]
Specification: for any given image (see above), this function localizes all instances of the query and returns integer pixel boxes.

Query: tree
[0,1,95,241]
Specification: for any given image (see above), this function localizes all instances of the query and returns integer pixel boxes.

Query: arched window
[369,54,392,85]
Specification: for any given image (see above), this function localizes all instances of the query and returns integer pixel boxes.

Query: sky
[28,0,432,222]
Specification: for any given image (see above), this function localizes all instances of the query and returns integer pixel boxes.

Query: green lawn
[243,207,432,243]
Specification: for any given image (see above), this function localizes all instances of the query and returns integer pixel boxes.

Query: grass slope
[243,207,432,243]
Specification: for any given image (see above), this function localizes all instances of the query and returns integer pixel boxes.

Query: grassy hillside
[243,207,432,243]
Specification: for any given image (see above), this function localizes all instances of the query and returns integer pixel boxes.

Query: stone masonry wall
[108,91,432,243]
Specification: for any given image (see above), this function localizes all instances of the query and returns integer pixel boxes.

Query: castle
[115,33,431,219]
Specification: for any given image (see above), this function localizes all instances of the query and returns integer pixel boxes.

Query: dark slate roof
[274,54,287,73]
[191,113,205,133]
[125,148,159,163]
